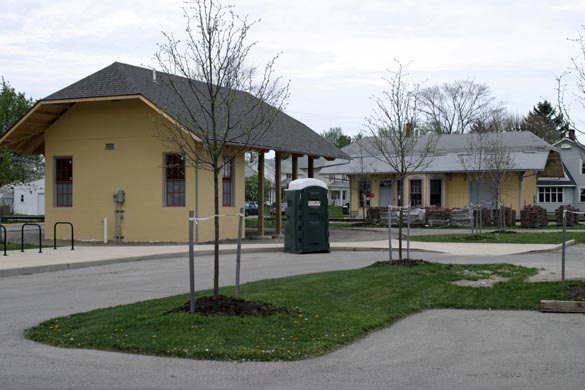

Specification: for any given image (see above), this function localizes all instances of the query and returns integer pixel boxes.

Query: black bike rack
[0,225,6,256]
[21,223,42,253]
[54,222,74,250]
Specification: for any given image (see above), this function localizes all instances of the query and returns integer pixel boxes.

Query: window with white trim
[580,187,585,203]
[538,187,563,203]
[429,178,442,207]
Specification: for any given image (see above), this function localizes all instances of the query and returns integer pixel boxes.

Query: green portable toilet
[284,178,330,253]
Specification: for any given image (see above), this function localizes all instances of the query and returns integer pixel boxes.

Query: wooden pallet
[540,300,585,313]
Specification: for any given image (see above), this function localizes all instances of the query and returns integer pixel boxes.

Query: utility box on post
[284,178,330,254]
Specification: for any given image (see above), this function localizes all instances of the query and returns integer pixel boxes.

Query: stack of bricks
[520,205,548,228]
[493,207,516,227]
[451,208,472,227]
[556,205,580,226]
[473,207,493,226]
[425,207,451,227]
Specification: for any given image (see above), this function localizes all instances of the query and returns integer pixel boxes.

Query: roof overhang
[0,94,198,154]
[320,149,565,177]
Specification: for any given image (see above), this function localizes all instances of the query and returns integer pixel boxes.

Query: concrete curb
[0,247,285,278]
[524,239,576,254]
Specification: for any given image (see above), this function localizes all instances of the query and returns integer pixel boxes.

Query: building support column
[274,152,282,236]
[257,152,265,237]
[308,156,314,178]
[518,171,524,222]
[292,155,299,181]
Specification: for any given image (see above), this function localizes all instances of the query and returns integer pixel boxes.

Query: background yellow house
[0,62,347,242]
[321,132,563,217]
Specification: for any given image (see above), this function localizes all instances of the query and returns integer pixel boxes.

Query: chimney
[152,69,157,84]
[569,128,576,141]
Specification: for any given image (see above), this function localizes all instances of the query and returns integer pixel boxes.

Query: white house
[13,179,45,215]
[537,131,585,212]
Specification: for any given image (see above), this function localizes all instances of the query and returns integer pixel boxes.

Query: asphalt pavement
[1,248,585,389]
[1,224,584,389]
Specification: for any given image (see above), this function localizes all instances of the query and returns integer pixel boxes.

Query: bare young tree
[155,0,289,298]
[557,25,585,136]
[364,61,436,261]
[484,133,517,231]
[458,132,489,235]
[419,79,505,134]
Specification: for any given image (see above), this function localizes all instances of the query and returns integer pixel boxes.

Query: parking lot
[1,246,585,389]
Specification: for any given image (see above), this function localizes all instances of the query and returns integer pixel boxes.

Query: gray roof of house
[321,131,557,175]
[45,62,347,160]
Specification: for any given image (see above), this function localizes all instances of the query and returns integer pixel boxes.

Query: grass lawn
[26,262,569,361]
[409,232,585,244]
[4,242,46,251]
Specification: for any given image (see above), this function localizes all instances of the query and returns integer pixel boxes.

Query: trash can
[342,202,349,215]
[284,178,330,253]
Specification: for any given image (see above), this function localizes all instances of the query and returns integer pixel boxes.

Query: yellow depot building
[0,62,347,243]
[320,132,564,217]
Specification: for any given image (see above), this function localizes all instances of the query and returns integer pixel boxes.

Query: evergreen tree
[320,127,352,148]
[521,100,568,143]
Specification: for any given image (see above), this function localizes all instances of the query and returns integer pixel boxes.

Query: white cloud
[2,0,585,134]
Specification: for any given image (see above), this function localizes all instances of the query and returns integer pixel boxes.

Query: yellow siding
[444,173,469,208]
[499,171,538,212]
[45,99,244,243]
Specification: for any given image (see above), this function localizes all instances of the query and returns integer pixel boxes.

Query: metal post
[562,208,567,291]
[235,207,244,298]
[195,161,200,244]
[407,206,411,260]
[0,225,6,256]
[388,205,392,262]
[188,210,196,314]
[21,223,43,253]
[53,222,74,250]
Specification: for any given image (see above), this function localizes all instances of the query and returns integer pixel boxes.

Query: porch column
[257,152,265,237]
[274,152,282,235]
[308,156,314,178]
[292,155,299,181]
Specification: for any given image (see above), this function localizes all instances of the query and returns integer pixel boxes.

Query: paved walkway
[0,238,564,277]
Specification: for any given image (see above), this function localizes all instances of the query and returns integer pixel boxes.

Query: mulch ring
[567,284,585,301]
[376,259,431,267]
[489,230,517,234]
[165,295,291,316]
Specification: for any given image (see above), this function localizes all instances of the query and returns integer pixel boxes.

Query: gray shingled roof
[45,62,347,160]
[321,131,557,175]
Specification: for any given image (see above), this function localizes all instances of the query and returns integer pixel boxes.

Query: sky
[2,0,585,138]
